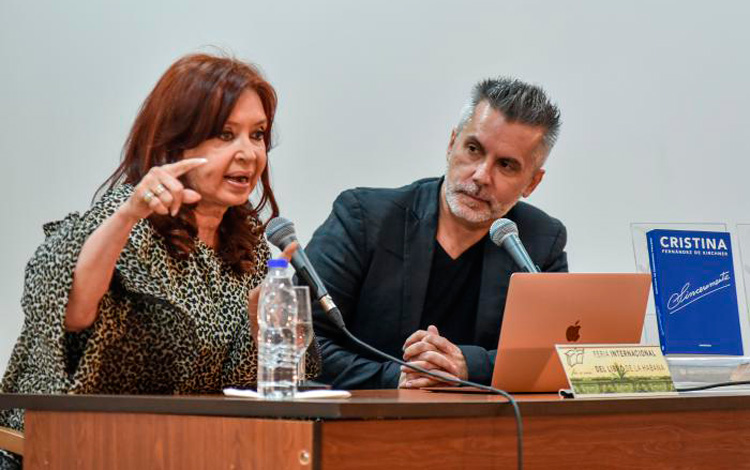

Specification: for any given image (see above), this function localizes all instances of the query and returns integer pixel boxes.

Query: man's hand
[398,325,468,389]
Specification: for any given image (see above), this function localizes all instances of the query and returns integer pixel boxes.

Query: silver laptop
[491,273,651,393]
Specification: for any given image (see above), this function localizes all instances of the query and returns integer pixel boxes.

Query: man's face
[444,101,546,227]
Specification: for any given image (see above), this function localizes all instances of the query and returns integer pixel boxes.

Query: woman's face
[183,89,268,211]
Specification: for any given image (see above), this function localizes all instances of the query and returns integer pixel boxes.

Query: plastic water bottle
[257,258,299,400]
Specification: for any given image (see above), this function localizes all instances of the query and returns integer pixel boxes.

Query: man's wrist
[457,345,493,385]
[384,361,402,389]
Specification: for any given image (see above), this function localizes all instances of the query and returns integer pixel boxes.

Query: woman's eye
[219,130,234,141]
[467,144,478,153]
[251,130,265,141]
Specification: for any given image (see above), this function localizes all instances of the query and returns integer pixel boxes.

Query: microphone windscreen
[489,218,519,246]
[265,217,296,247]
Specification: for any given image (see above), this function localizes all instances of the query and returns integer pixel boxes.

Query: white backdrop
[2,0,750,374]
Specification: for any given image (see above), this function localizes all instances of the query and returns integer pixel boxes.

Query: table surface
[2,389,750,420]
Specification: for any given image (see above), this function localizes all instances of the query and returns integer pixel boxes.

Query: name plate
[555,344,677,398]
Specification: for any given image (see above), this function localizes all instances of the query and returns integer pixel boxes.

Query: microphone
[265,217,346,329]
[266,217,524,466]
[489,219,540,273]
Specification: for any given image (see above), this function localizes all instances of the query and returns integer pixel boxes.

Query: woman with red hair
[0,53,317,469]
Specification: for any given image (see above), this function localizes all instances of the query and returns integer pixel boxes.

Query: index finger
[403,340,438,361]
[423,333,462,356]
[163,157,208,177]
[402,329,429,350]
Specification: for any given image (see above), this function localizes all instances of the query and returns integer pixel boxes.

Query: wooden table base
[5,390,750,469]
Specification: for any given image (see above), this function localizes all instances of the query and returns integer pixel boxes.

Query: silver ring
[143,191,155,204]
[154,184,166,196]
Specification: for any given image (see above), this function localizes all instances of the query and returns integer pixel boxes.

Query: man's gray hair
[457,78,561,165]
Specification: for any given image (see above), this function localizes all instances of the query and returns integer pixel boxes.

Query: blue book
[646,229,743,355]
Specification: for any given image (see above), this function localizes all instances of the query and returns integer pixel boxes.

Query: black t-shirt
[419,237,486,345]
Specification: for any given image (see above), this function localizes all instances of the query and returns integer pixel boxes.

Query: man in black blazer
[306,78,568,389]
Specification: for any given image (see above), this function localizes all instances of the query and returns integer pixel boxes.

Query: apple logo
[566,320,581,342]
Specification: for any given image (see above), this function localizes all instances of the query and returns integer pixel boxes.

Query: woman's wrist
[114,203,142,229]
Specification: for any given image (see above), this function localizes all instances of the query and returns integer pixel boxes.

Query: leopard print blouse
[0,185,320,439]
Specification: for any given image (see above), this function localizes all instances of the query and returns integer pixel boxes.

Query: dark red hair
[103,53,279,275]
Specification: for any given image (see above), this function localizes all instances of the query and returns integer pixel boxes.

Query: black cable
[268,218,523,466]
[340,326,524,470]
[675,380,750,392]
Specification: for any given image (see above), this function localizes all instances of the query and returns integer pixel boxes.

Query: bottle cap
[267,258,289,268]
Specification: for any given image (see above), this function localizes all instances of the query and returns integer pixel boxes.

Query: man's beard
[444,177,509,225]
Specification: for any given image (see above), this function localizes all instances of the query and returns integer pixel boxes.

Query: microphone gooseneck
[266,216,525,470]
[489,219,540,273]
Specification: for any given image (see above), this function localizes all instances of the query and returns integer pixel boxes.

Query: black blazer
[306,177,568,389]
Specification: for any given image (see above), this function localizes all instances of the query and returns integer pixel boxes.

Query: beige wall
[2,0,750,373]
